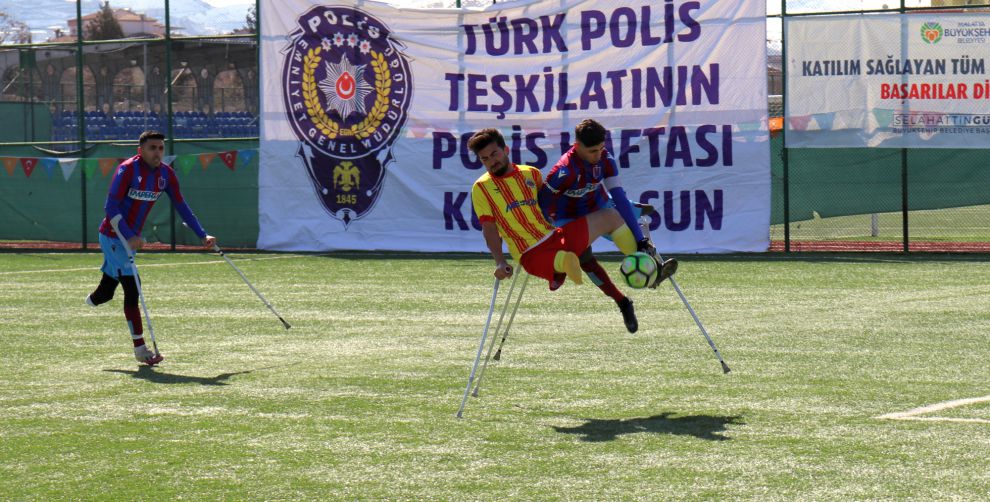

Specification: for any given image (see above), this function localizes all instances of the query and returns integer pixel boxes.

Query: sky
[200,0,254,6]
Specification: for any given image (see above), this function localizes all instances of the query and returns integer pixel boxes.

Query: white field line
[0,254,312,276]
[878,416,990,424]
[877,395,990,424]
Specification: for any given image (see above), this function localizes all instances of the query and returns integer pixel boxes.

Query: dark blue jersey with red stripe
[539,145,619,222]
[98,155,206,240]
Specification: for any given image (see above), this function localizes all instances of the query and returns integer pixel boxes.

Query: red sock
[123,305,145,347]
[580,258,625,302]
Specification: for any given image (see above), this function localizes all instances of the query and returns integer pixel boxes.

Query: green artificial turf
[1,252,988,499]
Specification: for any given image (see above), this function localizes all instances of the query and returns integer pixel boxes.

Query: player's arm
[538,164,569,221]
[472,182,512,279]
[481,221,512,279]
[104,163,137,244]
[165,169,216,249]
[601,153,645,243]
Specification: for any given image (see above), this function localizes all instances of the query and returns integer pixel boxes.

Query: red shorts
[519,217,590,283]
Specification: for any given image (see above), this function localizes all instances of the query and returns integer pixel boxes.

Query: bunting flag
[176,155,196,176]
[198,152,217,170]
[219,150,238,171]
[82,158,100,178]
[0,150,257,181]
[2,157,17,176]
[20,158,39,178]
[736,121,765,142]
[238,149,256,167]
[872,108,894,128]
[788,115,812,131]
[99,158,118,177]
[59,158,78,181]
[812,112,835,131]
[41,158,58,178]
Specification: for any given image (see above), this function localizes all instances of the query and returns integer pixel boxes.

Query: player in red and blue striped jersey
[540,119,677,333]
[86,131,216,365]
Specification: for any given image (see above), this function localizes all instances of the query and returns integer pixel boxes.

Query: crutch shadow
[103,366,253,386]
[552,412,744,442]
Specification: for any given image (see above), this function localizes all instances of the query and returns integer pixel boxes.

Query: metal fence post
[76,0,88,249]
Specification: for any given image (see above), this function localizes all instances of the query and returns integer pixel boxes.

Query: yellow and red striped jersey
[472,164,555,261]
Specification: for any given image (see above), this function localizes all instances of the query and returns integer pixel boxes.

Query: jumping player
[85,131,216,365]
[468,128,644,332]
[540,119,678,332]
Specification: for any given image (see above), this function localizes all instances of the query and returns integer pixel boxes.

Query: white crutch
[472,269,529,397]
[109,215,160,358]
[456,277,501,418]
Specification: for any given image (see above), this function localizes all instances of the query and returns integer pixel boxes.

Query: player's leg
[88,234,124,306]
[87,273,119,306]
[632,203,678,287]
[120,274,162,365]
[97,233,160,364]
[580,248,638,333]
[579,248,623,301]
[584,208,637,254]
[519,230,583,288]
[558,217,638,332]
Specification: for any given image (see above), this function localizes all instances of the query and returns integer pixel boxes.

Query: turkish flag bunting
[220,150,238,171]
[21,158,39,178]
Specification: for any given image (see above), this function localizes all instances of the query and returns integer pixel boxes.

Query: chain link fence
[1,1,988,251]
[771,1,990,252]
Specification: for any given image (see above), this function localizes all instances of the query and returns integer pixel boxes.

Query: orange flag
[20,158,39,178]
[2,158,17,176]
[219,150,238,171]
[199,153,217,170]
[99,158,118,177]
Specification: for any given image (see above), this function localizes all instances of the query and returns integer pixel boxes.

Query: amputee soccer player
[539,119,679,333]
[468,128,647,331]
[85,131,216,365]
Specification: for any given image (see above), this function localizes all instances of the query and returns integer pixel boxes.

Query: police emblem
[282,6,411,226]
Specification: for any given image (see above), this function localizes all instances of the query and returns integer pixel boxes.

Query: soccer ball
[620,252,658,289]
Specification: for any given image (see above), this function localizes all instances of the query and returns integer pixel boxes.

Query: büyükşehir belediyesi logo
[282,6,411,227]
[921,22,942,44]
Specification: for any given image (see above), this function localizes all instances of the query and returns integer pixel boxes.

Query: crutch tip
[455,411,463,419]
[721,361,731,374]
[471,389,479,398]
[492,350,501,361]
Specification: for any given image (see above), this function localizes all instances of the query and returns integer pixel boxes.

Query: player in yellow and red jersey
[468,128,644,332]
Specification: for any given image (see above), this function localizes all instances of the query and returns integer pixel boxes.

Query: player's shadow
[103,366,252,386]
[553,412,744,442]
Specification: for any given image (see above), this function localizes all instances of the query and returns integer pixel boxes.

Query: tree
[0,10,31,44]
[85,1,125,41]
[243,5,257,34]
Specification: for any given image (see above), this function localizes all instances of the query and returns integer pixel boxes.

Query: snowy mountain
[5,0,254,41]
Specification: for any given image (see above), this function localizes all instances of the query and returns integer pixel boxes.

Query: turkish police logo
[282,6,411,226]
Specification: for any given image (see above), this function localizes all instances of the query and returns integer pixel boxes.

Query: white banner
[786,13,990,148]
[260,0,769,252]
